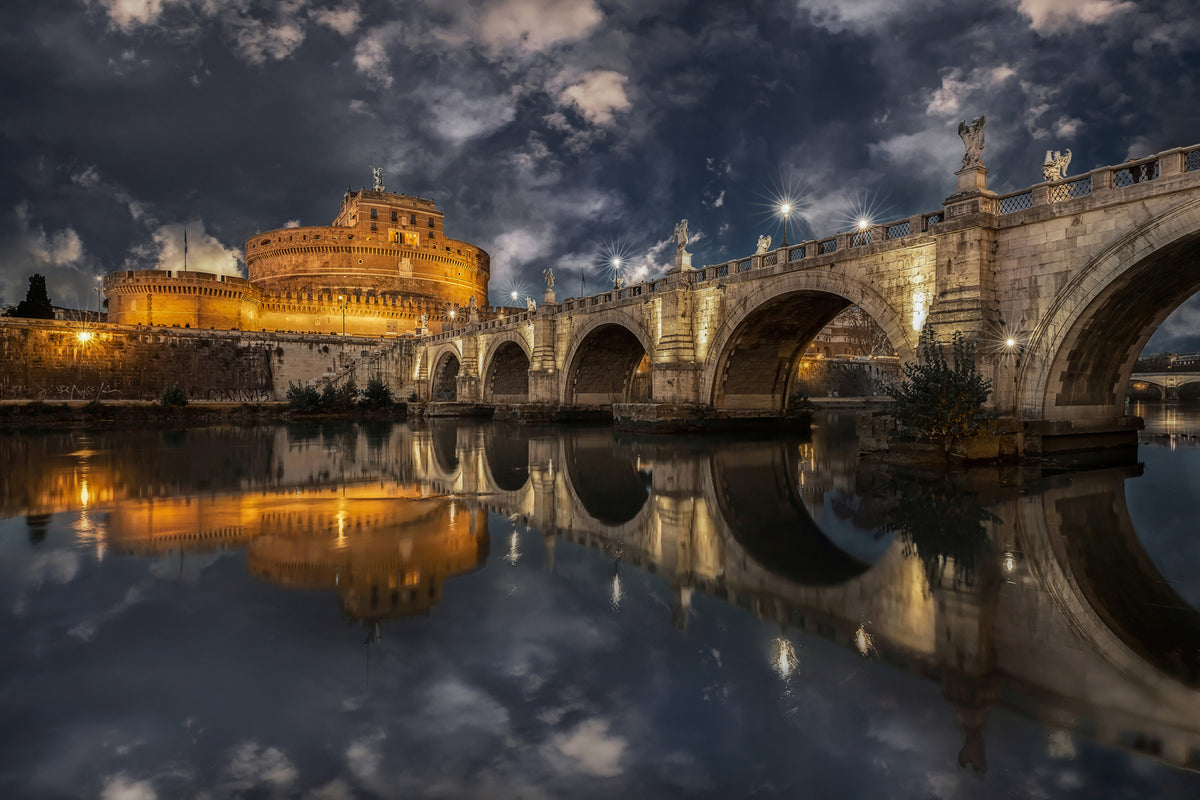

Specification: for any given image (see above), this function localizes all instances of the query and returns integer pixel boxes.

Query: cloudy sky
[1,0,1199,347]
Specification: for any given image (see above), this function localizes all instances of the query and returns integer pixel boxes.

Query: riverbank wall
[0,318,418,402]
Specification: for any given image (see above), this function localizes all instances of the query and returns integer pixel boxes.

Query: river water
[1,406,1199,798]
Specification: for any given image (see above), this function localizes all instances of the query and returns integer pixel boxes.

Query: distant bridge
[418,144,1200,451]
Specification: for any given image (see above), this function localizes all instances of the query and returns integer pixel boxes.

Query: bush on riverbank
[285,378,396,414]
[159,384,188,408]
[885,329,993,452]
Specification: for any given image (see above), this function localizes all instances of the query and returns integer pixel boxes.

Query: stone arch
[1017,198,1200,419]
[701,272,912,410]
[431,348,461,401]
[562,311,655,405]
[482,333,532,403]
[1178,380,1200,401]
[1128,379,1166,401]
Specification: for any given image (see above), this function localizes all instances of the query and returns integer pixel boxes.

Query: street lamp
[95,275,104,319]
[779,202,792,247]
[337,294,347,335]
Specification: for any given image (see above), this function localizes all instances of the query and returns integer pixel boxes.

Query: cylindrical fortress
[103,186,491,335]
[245,189,489,308]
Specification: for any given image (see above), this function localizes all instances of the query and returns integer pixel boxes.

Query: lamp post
[337,294,347,335]
[779,202,792,247]
[95,275,104,320]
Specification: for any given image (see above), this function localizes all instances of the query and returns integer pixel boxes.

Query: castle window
[371,223,377,231]
[370,208,378,219]
[410,214,416,224]
[391,211,398,222]
[428,218,434,228]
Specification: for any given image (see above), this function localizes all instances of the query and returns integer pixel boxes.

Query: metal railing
[999,191,1034,214]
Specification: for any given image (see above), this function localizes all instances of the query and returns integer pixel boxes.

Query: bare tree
[841,307,892,356]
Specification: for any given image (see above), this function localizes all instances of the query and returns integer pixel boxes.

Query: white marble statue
[543,268,555,291]
[1042,149,1072,182]
[674,219,690,254]
[526,296,536,312]
[957,115,987,169]
[468,296,478,311]
[756,234,772,254]
[419,312,428,329]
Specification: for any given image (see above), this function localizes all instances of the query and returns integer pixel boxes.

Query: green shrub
[884,329,992,450]
[285,381,323,412]
[159,384,188,408]
[362,377,394,409]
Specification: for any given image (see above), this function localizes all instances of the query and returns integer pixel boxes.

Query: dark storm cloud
[1,0,1198,348]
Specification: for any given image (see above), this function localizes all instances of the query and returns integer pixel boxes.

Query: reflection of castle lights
[854,624,876,656]
[79,478,90,509]
[336,513,347,547]
[505,531,521,565]
[1003,551,1016,573]
[771,636,798,680]
[610,573,623,610]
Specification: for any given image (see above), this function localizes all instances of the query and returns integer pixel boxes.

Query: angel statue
[674,219,690,254]
[371,165,385,191]
[543,267,555,290]
[1042,149,1072,182]
[526,296,536,312]
[756,234,772,255]
[957,115,987,169]
[419,312,428,329]
[468,296,478,311]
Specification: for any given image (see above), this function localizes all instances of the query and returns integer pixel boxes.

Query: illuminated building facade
[102,188,490,336]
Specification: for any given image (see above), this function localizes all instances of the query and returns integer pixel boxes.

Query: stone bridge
[417,144,1200,445]
[1129,370,1200,400]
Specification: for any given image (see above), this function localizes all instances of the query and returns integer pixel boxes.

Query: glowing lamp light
[858,217,871,230]
[510,290,518,301]
[76,331,93,343]
[449,309,456,319]
[1005,337,1017,348]
[779,202,792,217]
[771,635,798,680]
[612,257,622,269]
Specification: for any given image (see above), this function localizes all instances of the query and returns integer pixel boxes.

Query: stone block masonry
[0,319,418,402]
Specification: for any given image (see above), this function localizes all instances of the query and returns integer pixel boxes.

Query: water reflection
[2,418,1200,791]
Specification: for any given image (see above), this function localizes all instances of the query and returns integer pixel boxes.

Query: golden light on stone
[771,635,798,680]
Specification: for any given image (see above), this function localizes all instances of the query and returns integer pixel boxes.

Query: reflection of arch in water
[562,429,651,526]
[708,441,873,585]
[430,422,462,475]
[483,424,530,492]
[1029,467,1200,688]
